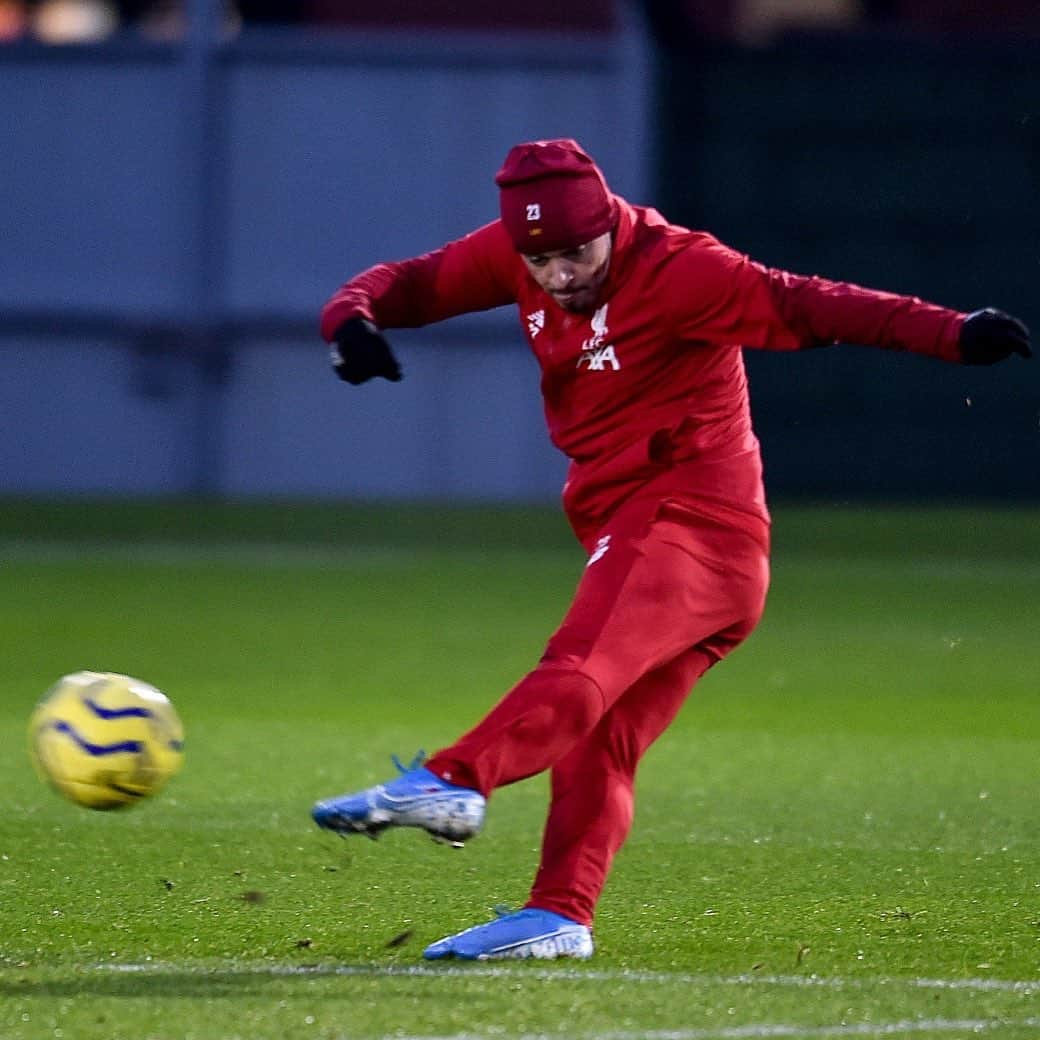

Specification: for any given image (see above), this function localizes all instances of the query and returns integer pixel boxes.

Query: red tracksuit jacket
[321,197,965,548]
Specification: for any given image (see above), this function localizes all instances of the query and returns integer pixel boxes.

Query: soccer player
[311,138,1031,961]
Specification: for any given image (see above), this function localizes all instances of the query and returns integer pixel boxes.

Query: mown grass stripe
[5,539,1040,580]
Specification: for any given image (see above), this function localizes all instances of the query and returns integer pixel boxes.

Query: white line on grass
[0,540,562,569]
[101,960,1040,995]
[389,1020,1040,1040]
[0,540,418,568]
[97,965,1040,1039]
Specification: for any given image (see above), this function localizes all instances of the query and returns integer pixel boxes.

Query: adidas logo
[586,534,611,566]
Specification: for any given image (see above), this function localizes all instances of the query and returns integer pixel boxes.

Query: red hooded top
[320,198,964,549]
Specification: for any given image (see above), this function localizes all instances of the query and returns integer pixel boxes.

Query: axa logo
[526,309,545,338]
[577,304,620,371]
[579,344,620,371]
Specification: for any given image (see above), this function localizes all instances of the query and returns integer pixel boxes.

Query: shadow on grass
[0,969,285,999]
[0,960,587,1000]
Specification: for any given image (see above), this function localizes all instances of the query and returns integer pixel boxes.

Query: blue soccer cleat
[312,755,485,847]
[423,908,594,960]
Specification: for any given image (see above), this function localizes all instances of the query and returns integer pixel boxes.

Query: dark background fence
[2,2,1036,503]
[653,24,1039,500]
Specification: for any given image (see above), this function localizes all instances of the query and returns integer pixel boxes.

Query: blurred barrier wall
[1,15,1037,503]
[0,10,652,500]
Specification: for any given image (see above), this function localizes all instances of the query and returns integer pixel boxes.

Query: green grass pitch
[0,499,1038,1039]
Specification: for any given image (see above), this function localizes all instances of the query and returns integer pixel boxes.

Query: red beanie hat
[495,138,617,254]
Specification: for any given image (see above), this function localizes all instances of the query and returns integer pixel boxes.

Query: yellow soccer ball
[29,671,185,810]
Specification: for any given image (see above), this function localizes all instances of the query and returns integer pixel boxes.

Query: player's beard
[551,259,610,313]
[553,286,599,313]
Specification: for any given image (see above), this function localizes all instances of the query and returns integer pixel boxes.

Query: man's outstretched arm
[319,221,518,385]
[667,234,1031,365]
[762,268,1031,365]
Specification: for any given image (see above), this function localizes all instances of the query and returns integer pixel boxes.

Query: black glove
[959,308,1031,366]
[329,317,402,385]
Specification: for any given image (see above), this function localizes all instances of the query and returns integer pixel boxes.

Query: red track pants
[426,491,769,925]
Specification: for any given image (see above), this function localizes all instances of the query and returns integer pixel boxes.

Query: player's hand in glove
[959,308,1031,365]
[330,317,403,385]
